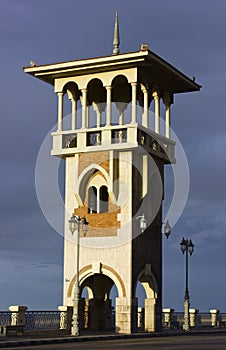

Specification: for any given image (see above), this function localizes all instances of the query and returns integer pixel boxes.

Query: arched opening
[87,78,106,128]
[99,185,108,213]
[88,186,97,213]
[62,82,80,130]
[135,269,159,332]
[112,75,131,125]
[80,273,119,331]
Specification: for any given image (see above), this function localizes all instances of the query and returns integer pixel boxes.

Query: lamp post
[68,214,88,336]
[180,237,194,331]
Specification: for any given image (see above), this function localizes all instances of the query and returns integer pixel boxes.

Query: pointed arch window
[88,186,97,213]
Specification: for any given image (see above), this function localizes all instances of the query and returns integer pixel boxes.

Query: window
[88,185,108,213]
[100,186,108,213]
[88,186,97,213]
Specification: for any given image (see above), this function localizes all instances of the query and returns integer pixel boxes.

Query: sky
[0,0,226,312]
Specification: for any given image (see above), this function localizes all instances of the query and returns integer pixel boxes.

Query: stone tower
[24,25,200,333]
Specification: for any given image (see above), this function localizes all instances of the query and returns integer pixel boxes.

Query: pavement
[0,328,226,348]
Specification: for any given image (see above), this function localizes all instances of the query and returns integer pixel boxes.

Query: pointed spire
[113,11,120,55]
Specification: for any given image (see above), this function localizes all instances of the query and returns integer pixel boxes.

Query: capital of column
[81,88,87,95]
[141,85,148,94]
[152,91,159,99]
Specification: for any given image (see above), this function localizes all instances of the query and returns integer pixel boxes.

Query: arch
[87,78,106,105]
[62,81,80,101]
[111,74,129,87]
[111,75,131,104]
[76,164,111,204]
[86,78,106,128]
[67,264,126,298]
[111,75,131,124]
[135,268,159,299]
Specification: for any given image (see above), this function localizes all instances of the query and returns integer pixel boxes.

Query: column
[97,111,101,128]
[162,308,175,329]
[119,112,124,125]
[189,308,199,328]
[165,102,171,138]
[144,298,156,332]
[141,86,149,128]
[115,297,138,334]
[57,92,64,131]
[9,305,28,326]
[106,86,112,126]
[58,305,73,330]
[71,99,77,130]
[152,91,160,133]
[131,82,137,124]
[210,309,220,327]
[81,89,87,129]
[183,298,190,331]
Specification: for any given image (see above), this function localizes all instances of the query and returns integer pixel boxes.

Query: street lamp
[180,237,194,331]
[69,214,89,336]
[136,215,171,238]
[163,220,171,239]
[136,214,147,233]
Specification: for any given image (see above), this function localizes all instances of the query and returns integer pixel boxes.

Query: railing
[62,133,77,148]
[111,129,127,143]
[25,311,60,330]
[197,313,212,327]
[87,131,101,146]
[1,308,225,332]
[0,312,11,326]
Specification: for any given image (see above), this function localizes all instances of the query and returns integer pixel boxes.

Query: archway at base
[80,273,119,331]
[135,268,160,332]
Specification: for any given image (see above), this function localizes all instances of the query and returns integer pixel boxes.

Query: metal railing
[25,311,60,330]
[1,309,226,332]
[0,312,11,326]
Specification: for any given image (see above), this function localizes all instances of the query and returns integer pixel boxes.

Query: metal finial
[113,11,120,55]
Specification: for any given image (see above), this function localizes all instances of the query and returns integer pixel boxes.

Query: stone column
[162,308,175,329]
[106,86,112,126]
[152,91,160,134]
[57,92,64,131]
[9,305,28,326]
[165,102,171,138]
[137,307,144,330]
[183,299,190,331]
[115,297,138,334]
[131,82,137,124]
[58,305,73,330]
[81,89,87,129]
[141,86,149,128]
[92,102,101,128]
[210,309,220,327]
[144,298,156,332]
[163,92,172,138]
[189,308,199,328]
[71,98,77,130]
